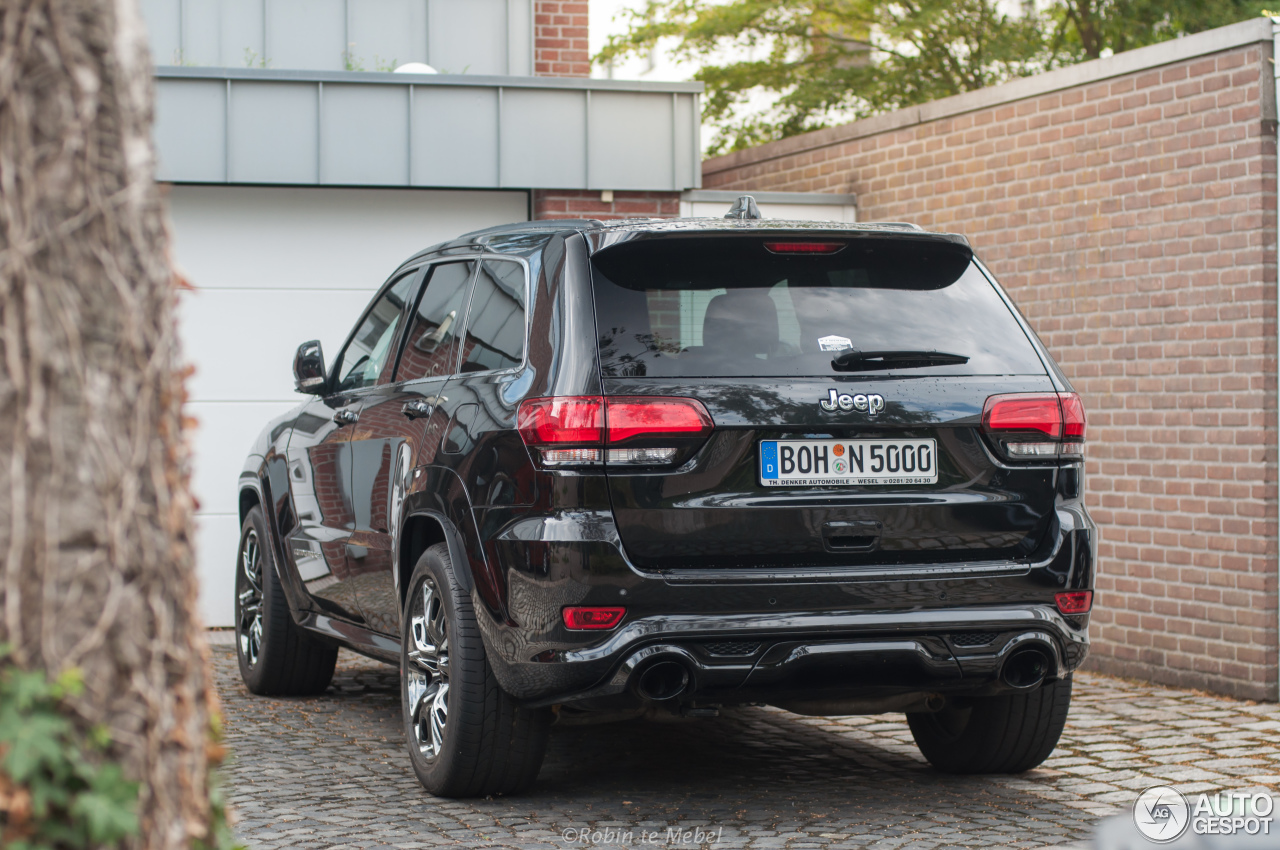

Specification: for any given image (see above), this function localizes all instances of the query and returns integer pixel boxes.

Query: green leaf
[70,787,140,844]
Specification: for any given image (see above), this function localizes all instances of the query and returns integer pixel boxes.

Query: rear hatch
[588,231,1069,572]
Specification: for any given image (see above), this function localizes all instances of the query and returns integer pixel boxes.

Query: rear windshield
[590,235,1047,378]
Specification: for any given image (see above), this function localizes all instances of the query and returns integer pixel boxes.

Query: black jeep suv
[234,199,1095,797]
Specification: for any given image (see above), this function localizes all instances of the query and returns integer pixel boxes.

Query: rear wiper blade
[831,349,970,372]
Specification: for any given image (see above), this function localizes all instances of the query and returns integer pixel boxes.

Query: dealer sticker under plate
[759,439,939,486]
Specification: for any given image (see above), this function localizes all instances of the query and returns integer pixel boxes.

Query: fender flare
[238,466,312,625]
[396,507,475,602]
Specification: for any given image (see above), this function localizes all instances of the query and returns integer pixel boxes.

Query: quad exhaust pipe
[1000,645,1053,690]
[634,660,690,702]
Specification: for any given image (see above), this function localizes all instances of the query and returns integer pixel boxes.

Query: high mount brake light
[982,392,1086,461]
[516,396,714,466]
[1054,590,1093,615]
[562,606,626,630]
[763,241,846,255]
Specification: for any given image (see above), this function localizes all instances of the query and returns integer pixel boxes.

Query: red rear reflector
[1054,590,1093,614]
[763,241,845,255]
[1060,392,1086,440]
[606,397,714,444]
[516,396,604,445]
[562,607,626,630]
[982,393,1062,439]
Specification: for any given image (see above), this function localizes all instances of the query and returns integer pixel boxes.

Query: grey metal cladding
[268,0,346,72]
[322,85,409,185]
[674,94,696,191]
[228,82,319,183]
[220,0,266,67]
[588,92,673,191]
[430,0,509,75]
[142,0,180,65]
[507,0,532,78]
[154,69,704,191]
[501,89,586,188]
[348,0,428,71]
[140,0,534,76]
[154,79,226,182]
[411,87,500,187]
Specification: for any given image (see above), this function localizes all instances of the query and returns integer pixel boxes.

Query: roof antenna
[724,195,762,220]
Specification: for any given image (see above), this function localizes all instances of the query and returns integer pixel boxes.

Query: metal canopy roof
[153,67,704,192]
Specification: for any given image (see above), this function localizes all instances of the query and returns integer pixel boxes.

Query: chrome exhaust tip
[634,660,690,702]
[1001,645,1052,689]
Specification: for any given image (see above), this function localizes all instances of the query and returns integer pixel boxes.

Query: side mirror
[294,340,327,394]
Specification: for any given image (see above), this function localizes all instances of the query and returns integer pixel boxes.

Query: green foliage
[1055,0,1268,59]
[342,46,367,72]
[243,48,272,69]
[598,0,1267,154]
[0,648,139,850]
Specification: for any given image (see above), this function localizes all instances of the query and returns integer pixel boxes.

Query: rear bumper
[478,499,1095,708]
[514,604,1087,709]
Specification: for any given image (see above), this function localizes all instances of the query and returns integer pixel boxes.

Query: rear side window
[591,235,1047,378]
[458,259,526,374]
[396,261,475,382]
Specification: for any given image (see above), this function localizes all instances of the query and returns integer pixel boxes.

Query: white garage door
[170,185,529,626]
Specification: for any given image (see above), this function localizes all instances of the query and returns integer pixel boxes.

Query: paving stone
[210,645,1280,849]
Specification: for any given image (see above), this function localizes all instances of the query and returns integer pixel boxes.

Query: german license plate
[759,439,938,486]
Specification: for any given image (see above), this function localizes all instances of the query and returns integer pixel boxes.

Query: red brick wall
[533,189,681,220]
[702,37,1279,700]
[535,0,590,77]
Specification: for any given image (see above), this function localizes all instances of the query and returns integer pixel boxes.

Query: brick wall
[702,22,1279,700]
[533,189,681,220]
[535,0,590,77]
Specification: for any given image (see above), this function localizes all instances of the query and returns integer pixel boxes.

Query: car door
[346,260,477,633]
[284,270,419,625]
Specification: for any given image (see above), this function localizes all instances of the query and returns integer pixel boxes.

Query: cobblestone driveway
[209,637,1280,849]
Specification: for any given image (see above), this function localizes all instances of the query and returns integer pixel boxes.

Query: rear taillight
[982,392,1085,462]
[605,397,714,443]
[562,607,626,630]
[1054,590,1092,615]
[517,396,714,468]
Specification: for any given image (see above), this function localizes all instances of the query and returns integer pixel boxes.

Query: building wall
[535,0,590,77]
[701,21,1279,700]
[533,188,681,219]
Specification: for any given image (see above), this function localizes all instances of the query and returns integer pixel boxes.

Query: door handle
[333,408,359,426]
[402,400,433,420]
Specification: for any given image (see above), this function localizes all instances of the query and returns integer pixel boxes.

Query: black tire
[235,505,337,696]
[907,675,1072,774]
[400,542,551,797]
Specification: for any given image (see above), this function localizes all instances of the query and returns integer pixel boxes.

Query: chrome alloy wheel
[406,577,450,759]
[237,529,265,667]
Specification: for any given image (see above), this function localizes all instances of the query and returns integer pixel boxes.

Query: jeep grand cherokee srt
[234,199,1095,797]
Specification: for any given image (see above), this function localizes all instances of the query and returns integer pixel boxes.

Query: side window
[458,260,527,374]
[395,261,476,382]
[333,272,418,393]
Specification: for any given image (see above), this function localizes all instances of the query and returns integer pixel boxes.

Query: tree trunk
[0,1,212,848]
